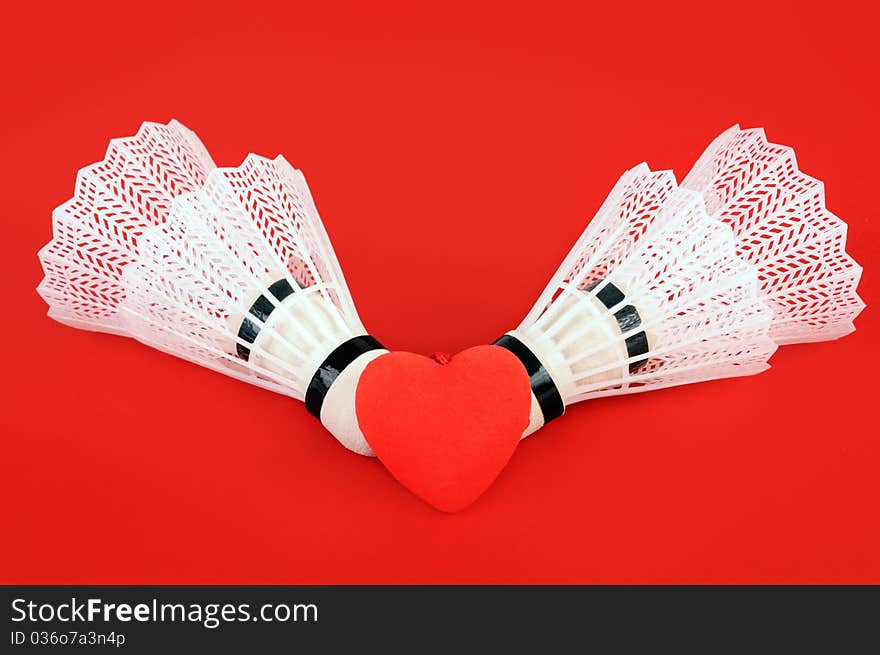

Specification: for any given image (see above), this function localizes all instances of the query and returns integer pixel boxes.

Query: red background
[1,1,877,583]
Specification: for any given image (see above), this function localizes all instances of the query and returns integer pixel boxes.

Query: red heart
[355,345,532,512]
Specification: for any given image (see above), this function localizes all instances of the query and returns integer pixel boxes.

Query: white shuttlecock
[38,126,385,455]
[494,165,778,437]
[116,155,387,455]
[682,126,865,345]
[37,120,216,335]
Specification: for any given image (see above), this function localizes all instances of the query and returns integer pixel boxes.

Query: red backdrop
[1,0,877,583]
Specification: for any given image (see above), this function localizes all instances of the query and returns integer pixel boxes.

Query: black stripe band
[492,334,565,424]
[305,335,386,419]
[236,279,298,361]
[588,280,649,372]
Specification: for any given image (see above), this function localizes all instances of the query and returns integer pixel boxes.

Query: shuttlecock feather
[37,120,215,335]
[682,126,865,344]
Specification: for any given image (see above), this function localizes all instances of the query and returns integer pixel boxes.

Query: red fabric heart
[355,345,532,512]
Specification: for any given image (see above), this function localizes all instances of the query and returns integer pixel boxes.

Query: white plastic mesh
[682,126,864,345]
[518,165,777,404]
[37,120,215,335]
[119,155,367,400]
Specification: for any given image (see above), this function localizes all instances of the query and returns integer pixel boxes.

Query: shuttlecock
[120,155,391,454]
[39,128,387,455]
[494,165,779,437]
[682,126,865,344]
[37,120,216,335]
